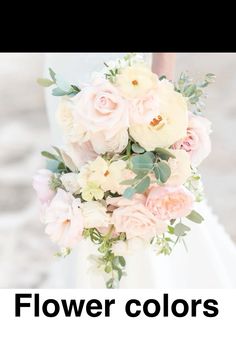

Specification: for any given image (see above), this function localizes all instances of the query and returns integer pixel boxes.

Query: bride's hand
[152,53,176,81]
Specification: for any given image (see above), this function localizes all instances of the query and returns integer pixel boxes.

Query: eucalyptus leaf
[135,176,150,193]
[174,223,191,237]
[155,147,176,161]
[131,143,145,154]
[37,78,54,87]
[123,187,135,199]
[49,68,56,82]
[41,151,60,161]
[119,256,126,267]
[131,152,154,174]
[52,87,68,96]
[184,84,196,97]
[186,210,204,224]
[120,178,137,186]
[154,161,171,183]
[55,73,72,92]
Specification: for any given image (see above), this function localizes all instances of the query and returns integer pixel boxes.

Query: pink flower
[74,79,129,139]
[32,169,55,204]
[107,194,167,241]
[172,112,211,166]
[43,189,84,248]
[129,89,160,124]
[146,185,194,220]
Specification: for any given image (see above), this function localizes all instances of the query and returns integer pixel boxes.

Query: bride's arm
[152,53,176,81]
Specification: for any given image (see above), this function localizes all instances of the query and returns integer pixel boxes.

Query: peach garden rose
[146,185,194,220]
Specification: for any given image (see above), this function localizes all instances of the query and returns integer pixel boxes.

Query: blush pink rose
[146,185,194,220]
[33,169,55,204]
[107,194,167,241]
[44,189,84,248]
[129,89,160,124]
[172,112,211,166]
[74,79,129,139]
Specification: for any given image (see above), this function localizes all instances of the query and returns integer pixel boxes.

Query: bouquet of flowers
[33,53,215,288]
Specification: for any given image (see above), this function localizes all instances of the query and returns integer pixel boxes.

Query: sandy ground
[0,53,235,288]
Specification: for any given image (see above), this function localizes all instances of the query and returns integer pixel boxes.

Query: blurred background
[0,53,235,288]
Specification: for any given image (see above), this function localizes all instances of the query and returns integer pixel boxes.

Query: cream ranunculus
[166,149,192,186]
[56,98,88,143]
[116,64,158,99]
[77,156,127,199]
[81,201,110,228]
[129,80,188,150]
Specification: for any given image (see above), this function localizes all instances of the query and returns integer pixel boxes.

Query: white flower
[78,156,127,196]
[166,149,191,186]
[56,98,87,143]
[116,63,158,99]
[60,173,81,194]
[44,189,83,248]
[129,80,188,150]
[90,129,129,154]
[81,201,110,228]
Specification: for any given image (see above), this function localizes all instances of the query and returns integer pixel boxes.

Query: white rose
[56,98,87,143]
[166,149,192,186]
[129,80,188,150]
[60,173,81,194]
[90,129,129,154]
[81,201,110,228]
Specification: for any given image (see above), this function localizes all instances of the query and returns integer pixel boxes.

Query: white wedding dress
[43,53,236,288]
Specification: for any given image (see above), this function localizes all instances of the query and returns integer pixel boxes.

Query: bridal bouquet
[33,54,215,288]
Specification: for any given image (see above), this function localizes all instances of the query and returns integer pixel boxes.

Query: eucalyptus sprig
[121,147,174,199]
[84,227,127,289]
[37,68,80,97]
[175,72,216,114]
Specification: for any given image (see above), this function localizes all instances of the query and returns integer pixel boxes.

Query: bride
[42,53,236,288]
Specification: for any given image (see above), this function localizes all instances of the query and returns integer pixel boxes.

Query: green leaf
[123,187,135,199]
[37,78,54,87]
[131,143,145,154]
[135,176,150,193]
[184,84,196,97]
[131,152,154,174]
[49,68,56,82]
[41,151,60,161]
[154,161,171,183]
[168,226,175,234]
[119,256,126,267]
[155,147,176,161]
[71,84,81,93]
[174,223,191,237]
[186,210,204,224]
[105,264,112,273]
[52,87,68,96]
[120,178,137,186]
[52,146,63,159]
[55,73,72,92]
